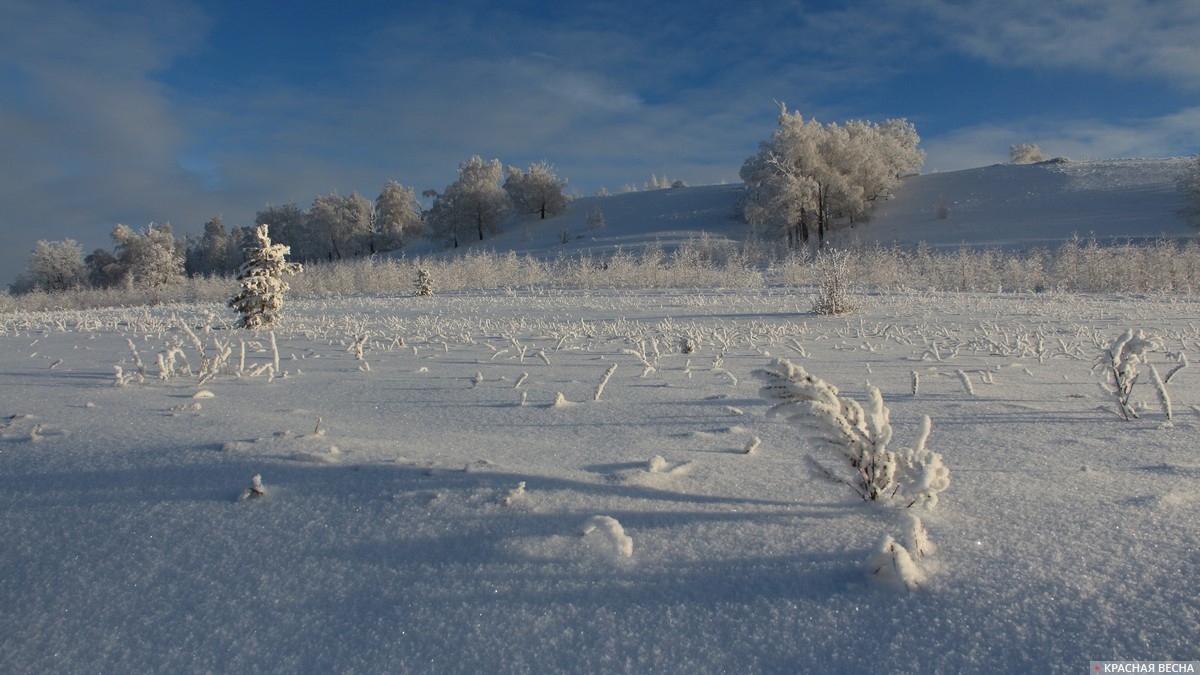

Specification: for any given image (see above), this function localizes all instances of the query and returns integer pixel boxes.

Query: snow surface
[2,159,1199,673]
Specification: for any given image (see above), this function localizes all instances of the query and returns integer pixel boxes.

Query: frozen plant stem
[593,364,618,401]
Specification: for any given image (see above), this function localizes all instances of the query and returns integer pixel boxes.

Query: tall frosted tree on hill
[308,191,374,261]
[427,156,509,247]
[374,180,424,252]
[229,224,302,329]
[504,160,570,220]
[741,103,923,246]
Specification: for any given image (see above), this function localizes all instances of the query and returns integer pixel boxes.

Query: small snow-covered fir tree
[413,268,434,296]
[229,224,301,330]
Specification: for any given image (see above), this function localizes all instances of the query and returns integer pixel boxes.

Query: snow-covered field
[2,287,1198,673]
[3,158,1199,672]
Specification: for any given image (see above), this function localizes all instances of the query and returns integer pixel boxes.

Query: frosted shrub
[754,358,949,507]
[1093,329,1183,421]
[811,248,855,316]
[229,224,301,329]
[1094,329,1160,420]
[1010,143,1048,164]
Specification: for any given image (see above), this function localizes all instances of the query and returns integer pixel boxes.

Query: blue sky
[2,0,1199,283]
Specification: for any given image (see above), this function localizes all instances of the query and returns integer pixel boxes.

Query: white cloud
[0,0,214,281]
[914,0,1200,86]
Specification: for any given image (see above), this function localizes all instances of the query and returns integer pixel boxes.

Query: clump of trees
[11,153,575,297]
[77,223,186,298]
[254,181,424,266]
[424,156,511,248]
[740,102,924,247]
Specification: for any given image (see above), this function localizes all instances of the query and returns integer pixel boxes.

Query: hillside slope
[433,158,1195,259]
[853,157,1194,250]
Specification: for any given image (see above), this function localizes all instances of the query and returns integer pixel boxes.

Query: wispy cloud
[0,0,215,278]
[914,0,1200,87]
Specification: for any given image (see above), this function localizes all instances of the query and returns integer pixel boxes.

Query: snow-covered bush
[754,358,949,507]
[811,248,855,316]
[1094,328,1159,420]
[1092,329,1184,420]
[870,534,925,591]
[1010,143,1048,164]
[229,224,302,329]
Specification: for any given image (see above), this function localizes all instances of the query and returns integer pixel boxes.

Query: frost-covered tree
[374,180,424,252]
[255,203,310,259]
[1176,153,1200,227]
[185,216,243,276]
[741,103,923,247]
[308,191,374,261]
[229,224,302,329]
[427,156,510,246]
[1010,143,1048,164]
[504,161,571,220]
[96,223,185,295]
[12,239,87,293]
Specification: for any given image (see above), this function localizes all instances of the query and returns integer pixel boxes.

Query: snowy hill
[855,158,1195,251]
[441,158,1195,259]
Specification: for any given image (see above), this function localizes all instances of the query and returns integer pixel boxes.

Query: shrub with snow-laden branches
[1092,328,1186,421]
[755,358,949,507]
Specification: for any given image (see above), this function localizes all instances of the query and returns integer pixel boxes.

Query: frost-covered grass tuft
[754,358,949,508]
